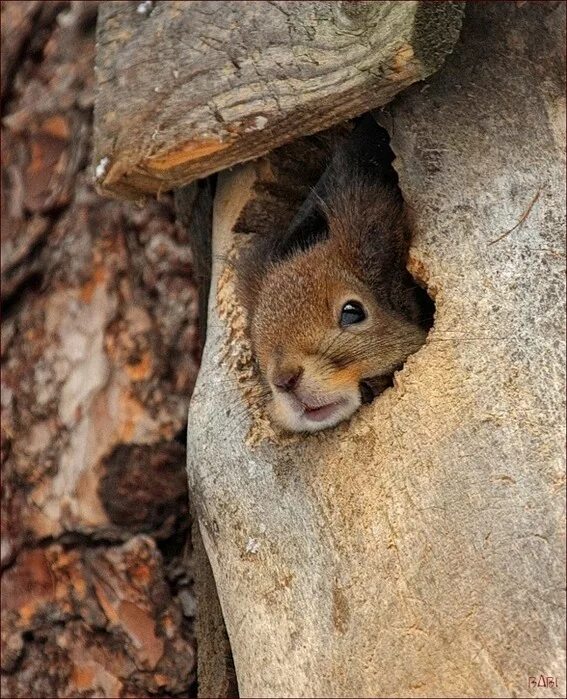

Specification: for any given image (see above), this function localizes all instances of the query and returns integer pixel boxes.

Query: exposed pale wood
[186,3,566,696]
[93,0,464,200]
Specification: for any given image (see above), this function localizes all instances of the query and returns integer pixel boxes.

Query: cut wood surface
[93,0,464,200]
[186,2,566,697]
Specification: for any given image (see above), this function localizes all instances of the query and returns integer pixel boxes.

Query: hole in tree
[235,113,435,426]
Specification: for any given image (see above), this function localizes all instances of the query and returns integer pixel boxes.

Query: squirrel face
[237,116,433,433]
[250,237,427,433]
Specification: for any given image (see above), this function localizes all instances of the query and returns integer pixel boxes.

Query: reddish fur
[235,125,433,431]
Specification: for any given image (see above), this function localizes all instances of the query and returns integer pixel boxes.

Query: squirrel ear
[271,173,330,260]
[269,114,399,262]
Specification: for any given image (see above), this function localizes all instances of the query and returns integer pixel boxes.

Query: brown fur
[236,120,433,431]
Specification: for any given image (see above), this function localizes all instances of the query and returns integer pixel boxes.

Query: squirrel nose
[273,367,303,392]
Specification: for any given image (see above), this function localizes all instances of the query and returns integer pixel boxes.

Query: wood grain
[93,1,464,200]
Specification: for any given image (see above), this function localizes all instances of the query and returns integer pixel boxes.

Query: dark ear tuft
[271,115,400,263]
[269,192,329,262]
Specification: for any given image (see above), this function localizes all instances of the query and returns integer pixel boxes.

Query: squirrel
[237,114,434,433]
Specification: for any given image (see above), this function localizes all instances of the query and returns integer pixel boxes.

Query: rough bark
[0,1,66,101]
[186,3,566,697]
[93,0,464,200]
[1,3,199,696]
[1,537,194,698]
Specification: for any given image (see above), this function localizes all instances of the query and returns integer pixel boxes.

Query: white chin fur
[270,391,361,433]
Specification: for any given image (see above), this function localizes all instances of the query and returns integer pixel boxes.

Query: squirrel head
[237,117,433,433]
[247,222,428,433]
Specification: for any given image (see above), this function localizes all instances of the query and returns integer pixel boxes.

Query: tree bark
[1,4,199,696]
[186,2,566,697]
[93,0,464,200]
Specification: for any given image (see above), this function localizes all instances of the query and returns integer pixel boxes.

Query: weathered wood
[190,520,238,698]
[177,130,343,698]
[93,0,464,200]
[186,2,566,696]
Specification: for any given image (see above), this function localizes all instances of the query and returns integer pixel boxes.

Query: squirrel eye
[340,300,367,327]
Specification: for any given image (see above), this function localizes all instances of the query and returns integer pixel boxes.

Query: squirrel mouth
[300,400,344,422]
[272,390,360,432]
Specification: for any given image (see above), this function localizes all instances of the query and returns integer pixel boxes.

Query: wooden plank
[93,0,464,200]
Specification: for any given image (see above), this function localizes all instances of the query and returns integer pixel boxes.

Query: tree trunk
[93,0,464,200]
[1,4,198,696]
[186,3,566,697]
